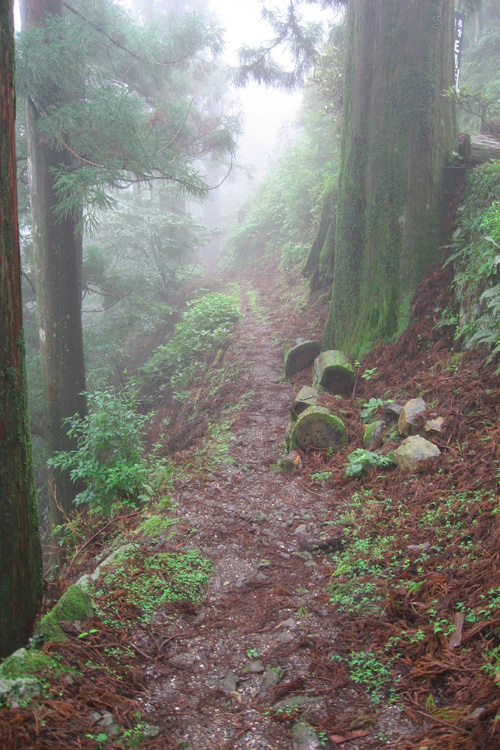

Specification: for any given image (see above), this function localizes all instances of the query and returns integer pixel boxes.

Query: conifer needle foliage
[16,0,238,231]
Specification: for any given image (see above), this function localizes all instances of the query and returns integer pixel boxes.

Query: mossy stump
[290,386,319,421]
[289,406,347,453]
[284,340,321,378]
[313,350,355,395]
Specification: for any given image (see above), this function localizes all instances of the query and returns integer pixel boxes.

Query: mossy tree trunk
[0,0,43,658]
[21,0,87,567]
[323,0,456,356]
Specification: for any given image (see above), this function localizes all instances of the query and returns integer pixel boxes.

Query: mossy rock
[284,340,321,378]
[313,350,355,395]
[290,406,347,453]
[382,425,403,445]
[290,386,319,421]
[363,420,385,450]
[0,648,65,681]
[37,584,94,644]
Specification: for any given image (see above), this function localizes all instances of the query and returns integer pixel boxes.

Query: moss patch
[37,585,94,643]
[290,406,347,452]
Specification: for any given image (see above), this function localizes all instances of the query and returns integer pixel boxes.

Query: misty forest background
[3,0,500,713]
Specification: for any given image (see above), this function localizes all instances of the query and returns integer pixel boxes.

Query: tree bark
[323,0,456,356]
[21,0,87,567]
[0,0,43,657]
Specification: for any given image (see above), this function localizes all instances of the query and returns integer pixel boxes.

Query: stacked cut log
[458,133,500,164]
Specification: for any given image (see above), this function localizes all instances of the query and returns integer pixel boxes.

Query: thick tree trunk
[21,0,87,567]
[323,0,456,356]
[0,0,43,657]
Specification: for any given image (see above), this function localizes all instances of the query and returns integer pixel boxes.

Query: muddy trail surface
[141,292,377,749]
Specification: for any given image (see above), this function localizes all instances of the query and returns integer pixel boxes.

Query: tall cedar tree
[323,0,456,355]
[0,0,43,658]
[18,0,236,564]
[20,0,87,567]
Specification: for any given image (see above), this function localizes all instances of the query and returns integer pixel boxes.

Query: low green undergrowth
[94,548,212,627]
[443,162,500,370]
[136,291,241,400]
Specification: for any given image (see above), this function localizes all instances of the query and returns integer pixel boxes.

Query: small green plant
[346,650,395,704]
[48,389,156,516]
[94,549,212,627]
[310,470,333,487]
[345,449,393,479]
[361,397,384,422]
[247,648,260,660]
[362,367,378,381]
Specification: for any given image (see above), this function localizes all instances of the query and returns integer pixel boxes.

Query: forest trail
[139,288,408,749]
[144,290,336,748]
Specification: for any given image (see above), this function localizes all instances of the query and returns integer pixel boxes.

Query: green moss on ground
[37,585,94,643]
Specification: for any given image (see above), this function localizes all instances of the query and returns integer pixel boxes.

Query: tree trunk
[323,0,456,356]
[303,191,335,293]
[0,0,43,657]
[21,0,87,567]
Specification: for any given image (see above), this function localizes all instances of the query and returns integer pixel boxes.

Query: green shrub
[138,291,240,398]
[48,390,154,515]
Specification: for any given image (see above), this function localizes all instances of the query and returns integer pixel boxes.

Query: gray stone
[363,420,385,450]
[383,401,404,422]
[0,677,41,702]
[292,723,320,750]
[275,632,295,644]
[143,725,162,739]
[273,695,317,711]
[281,451,302,473]
[425,417,445,438]
[313,350,355,395]
[243,660,265,674]
[260,667,284,694]
[285,341,322,378]
[221,670,239,693]
[398,398,427,436]
[394,435,441,471]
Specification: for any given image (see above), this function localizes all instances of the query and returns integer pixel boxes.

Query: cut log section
[313,350,355,395]
[289,406,347,453]
[284,340,321,378]
[458,133,500,164]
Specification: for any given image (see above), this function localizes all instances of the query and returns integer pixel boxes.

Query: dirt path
[141,292,406,749]
[145,294,336,748]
